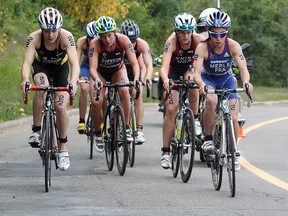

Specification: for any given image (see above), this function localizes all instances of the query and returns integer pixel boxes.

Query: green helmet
[95,16,116,34]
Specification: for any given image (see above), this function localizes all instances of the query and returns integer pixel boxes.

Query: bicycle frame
[24,84,73,192]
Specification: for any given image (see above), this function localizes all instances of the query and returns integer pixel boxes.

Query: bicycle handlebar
[23,82,74,106]
[205,84,253,107]
[164,79,199,102]
[97,81,139,100]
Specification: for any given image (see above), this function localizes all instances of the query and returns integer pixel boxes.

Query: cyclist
[196,7,220,39]
[160,12,205,169]
[88,16,140,152]
[119,19,153,144]
[193,11,253,171]
[76,21,98,134]
[20,7,79,171]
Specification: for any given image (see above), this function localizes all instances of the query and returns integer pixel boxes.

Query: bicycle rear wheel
[128,105,136,167]
[180,108,195,183]
[211,124,223,191]
[103,108,114,171]
[226,116,236,197]
[114,106,128,176]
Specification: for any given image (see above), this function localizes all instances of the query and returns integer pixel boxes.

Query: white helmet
[174,12,196,31]
[206,11,231,29]
[38,7,63,30]
[86,21,97,38]
[197,8,220,28]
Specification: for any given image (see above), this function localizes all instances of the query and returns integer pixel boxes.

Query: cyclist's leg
[130,72,145,143]
[29,64,49,146]
[78,64,90,133]
[201,74,217,153]
[184,70,201,135]
[90,75,106,152]
[161,89,179,168]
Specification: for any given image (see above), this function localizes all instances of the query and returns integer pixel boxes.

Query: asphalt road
[0,103,287,216]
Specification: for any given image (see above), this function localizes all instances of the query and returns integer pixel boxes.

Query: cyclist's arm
[230,39,252,91]
[63,30,80,88]
[120,34,140,82]
[160,34,175,92]
[138,39,153,82]
[88,37,100,82]
[76,36,85,64]
[193,42,207,92]
[21,31,38,85]
[138,54,146,82]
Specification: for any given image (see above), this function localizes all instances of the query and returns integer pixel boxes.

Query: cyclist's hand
[199,84,208,96]
[162,78,170,93]
[134,79,141,100]
[93,77,103,90]
[69,81,78,96]
[243,82,253,94]
[145,78,151,87]
[21,81,31,94]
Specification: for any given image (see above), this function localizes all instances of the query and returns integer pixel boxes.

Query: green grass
[249,86,288,102]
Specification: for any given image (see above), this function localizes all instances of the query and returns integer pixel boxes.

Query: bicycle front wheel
[211,124,223,191]
[226,115,236,197]
[171,140,180,178]
[86,105,94,159]
[114,106,128,176]
[180,108,195,183]
[128,105,136,167]
[43,112,52,192]
[103,108,114,171]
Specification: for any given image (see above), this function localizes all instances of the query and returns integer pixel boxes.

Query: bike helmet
[119,20,140,42]
[95,16,116,34]
[38,7,63,29]
[174,12,196,31]
[197,8,220,28]
[86,21,98,38]
[206,11,231,29]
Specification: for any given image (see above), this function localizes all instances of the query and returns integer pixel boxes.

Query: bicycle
[101,81,139,176]
[204,84,253,197]
[167,78,197,183]
[128,79,149,167]
[23,82,73,192]
[77,80,100,160]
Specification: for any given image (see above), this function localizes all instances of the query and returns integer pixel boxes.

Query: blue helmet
[206,11,231,29]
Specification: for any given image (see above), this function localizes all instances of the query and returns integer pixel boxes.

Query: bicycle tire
[128,105,136,167]
[43,112,52,192]
[171,142,179,178]
[86,105,94,159]
[211,123,223,191]
[103,108,114,171]
[114,105,128,176]
[226,115,236,197]
[180,108,195,183]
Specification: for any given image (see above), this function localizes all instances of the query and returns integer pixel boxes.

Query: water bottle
[176,113,183,140]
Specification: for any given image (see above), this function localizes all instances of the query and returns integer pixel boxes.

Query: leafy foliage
[0,0,288,122]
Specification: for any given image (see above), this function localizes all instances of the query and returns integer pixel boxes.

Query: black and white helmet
[206,11,231,29]
[197,8,220,28]
[38,7,63,30]
[119,20,140,42]
[174,12,196,31]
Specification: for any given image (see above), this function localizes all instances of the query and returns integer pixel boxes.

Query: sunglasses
[209,30,228,38]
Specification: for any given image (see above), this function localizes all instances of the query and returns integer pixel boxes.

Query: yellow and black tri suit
[32,34,69,87]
